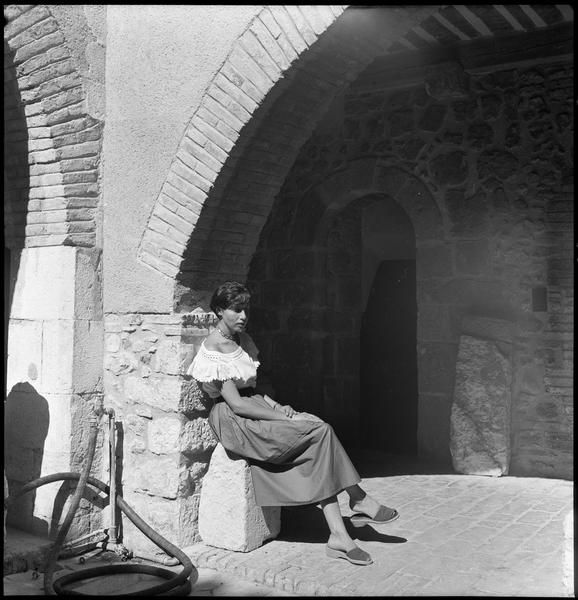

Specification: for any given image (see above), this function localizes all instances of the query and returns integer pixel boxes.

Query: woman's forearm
[262,394,279,409]
[219,381,287,420]
[232,397,288,420]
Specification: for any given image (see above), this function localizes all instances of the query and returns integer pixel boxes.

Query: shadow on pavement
[347,520,407,544]
[279,503,407,546]
[348,448,456,478]
[277,450,453,548]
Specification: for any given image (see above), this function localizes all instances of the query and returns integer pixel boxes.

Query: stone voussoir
[214,67,261,112]
[4,5,50,39]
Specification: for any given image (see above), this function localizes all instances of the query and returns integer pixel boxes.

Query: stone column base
[198,444,280,552]
[5,246,102,537]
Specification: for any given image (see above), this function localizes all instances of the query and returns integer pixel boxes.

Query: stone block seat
[198,443,281,552]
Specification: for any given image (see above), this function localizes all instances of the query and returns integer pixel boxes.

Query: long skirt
[208,394,361,506]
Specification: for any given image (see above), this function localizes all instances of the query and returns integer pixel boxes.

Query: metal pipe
[60,528,108,550]
[106,409,118,544]
[43,414,101,595]
[93,540,131,560]
[59,408,131,561]
[131,550,180,567]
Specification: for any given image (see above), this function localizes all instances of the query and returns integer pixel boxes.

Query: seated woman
[188,281,398,566]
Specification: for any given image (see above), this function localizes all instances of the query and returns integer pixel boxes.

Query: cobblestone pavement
[184,457,574,597]
[3,456,573,597]
[3,552,296,596]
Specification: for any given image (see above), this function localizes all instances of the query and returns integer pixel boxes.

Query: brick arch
[4,4,102,249]
[138,5,443,292]
[138,5,348,278]
[311,158,444,243]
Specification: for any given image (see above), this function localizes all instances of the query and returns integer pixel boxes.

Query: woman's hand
[276,404,297,418]
[291,411,324,423]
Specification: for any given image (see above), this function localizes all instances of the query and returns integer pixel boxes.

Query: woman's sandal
[350,505,399,528]
[326,544,373,566]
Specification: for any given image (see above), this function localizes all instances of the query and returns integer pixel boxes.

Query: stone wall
[509,177,574,478]
[103,311,217,553]
[322,204,364,440]
[247,58,573,477]
[248,198,364,441]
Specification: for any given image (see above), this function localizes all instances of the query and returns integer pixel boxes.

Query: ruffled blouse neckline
[200,339,245,358]
[187,331,260,387]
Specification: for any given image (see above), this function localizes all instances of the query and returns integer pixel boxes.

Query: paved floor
[4,454,574,597]
[3,525,293,596]
[185,454,574,597]
[3,549,295,596]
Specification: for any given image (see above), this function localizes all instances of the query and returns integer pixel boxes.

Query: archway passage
[247,183,422,458]
[141,4,573,289]
[360,259,418,455]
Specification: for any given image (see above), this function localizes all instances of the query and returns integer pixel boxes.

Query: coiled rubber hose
[6,418,195,596]
[42,418,100,595]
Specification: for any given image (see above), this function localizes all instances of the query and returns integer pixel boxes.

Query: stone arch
[137,5,443,292]
[305,161,438,450]
[246,157,442,449]
[312,158,444,244]
[4,4,102,249]
[137,5,347,278]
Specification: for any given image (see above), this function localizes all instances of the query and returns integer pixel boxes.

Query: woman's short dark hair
[210,281,251,317]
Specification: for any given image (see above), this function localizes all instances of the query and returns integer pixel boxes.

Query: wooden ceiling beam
[353,22,573,91]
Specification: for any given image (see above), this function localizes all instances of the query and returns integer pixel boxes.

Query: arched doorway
[359,197,417,455]
[247,187,420,455]
[246,159,440,460]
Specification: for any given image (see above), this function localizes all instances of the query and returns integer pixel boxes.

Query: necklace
[216,327,237,341]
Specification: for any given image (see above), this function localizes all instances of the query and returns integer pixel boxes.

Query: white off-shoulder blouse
[187,331,260,398]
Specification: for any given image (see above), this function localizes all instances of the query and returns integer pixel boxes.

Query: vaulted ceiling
[352,5,574,88]
[386,4,573,52]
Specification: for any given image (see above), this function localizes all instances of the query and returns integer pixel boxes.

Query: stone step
[3,527,53,576]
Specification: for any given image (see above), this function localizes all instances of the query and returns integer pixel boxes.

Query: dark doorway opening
[360,259,417,455]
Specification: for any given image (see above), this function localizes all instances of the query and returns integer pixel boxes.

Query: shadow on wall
[4,38,28,248]
[116,421,125,542]
[4,382,49,536]
[5,22,34,533]
[4,36,28,398]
